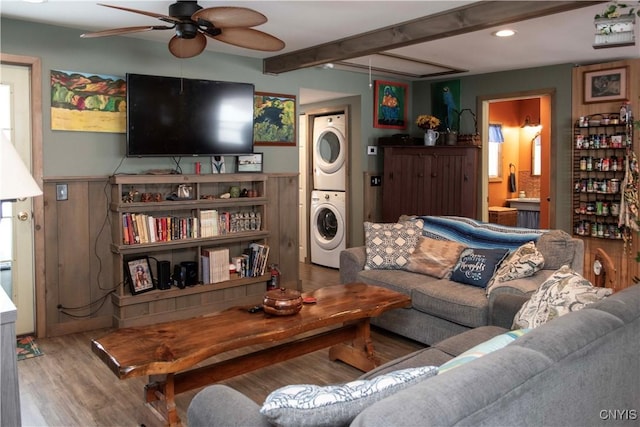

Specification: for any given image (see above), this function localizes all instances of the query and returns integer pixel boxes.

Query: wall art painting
[431,79,460,131]
[374,80,408,129]
[51,69,126,132]
[254,92,296,146]
[583,66,628,103]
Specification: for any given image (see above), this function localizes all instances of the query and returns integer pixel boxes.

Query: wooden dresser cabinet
[381,144,480,222]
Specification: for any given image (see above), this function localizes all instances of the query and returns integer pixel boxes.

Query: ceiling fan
[80,1,285,58]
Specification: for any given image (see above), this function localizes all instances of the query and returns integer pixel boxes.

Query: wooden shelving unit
[109,173,270,327]
[571,120,631,240]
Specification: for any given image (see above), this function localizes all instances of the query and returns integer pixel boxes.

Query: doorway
[479,89,554,229]
[0,54,44,336]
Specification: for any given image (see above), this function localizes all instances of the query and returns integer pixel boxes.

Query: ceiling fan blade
[168,33,207,58]
[81,25,173,38]
[193,7,267,28]
[212,28,285,52]
[98,3,181,24]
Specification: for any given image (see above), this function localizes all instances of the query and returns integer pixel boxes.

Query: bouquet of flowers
[416,114,441,130]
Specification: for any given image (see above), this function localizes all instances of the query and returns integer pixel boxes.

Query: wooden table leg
[328,319,380,371]
[143,373,182,427]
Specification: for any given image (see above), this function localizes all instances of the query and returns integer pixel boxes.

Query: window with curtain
[488,124,503,179]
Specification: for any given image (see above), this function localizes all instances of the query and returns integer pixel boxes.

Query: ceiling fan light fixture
[176,22,199,39]
[169,33,206,58]
[493,29,516,37]
[80,2,284,58]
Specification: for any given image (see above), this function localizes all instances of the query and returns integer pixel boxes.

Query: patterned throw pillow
[485,242,545,296]
[450,248,510,288]
[439,329,530,374]
[512,265,613,329]
[260,366,438,427]
[404,237,467,278]
[364,219,423,270]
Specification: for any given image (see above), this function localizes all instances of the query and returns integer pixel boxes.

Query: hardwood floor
[18,263,424,426]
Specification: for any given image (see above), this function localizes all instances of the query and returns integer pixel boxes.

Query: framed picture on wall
[373,80,408,129]
[583,66,628,103]
[253,92,296,146]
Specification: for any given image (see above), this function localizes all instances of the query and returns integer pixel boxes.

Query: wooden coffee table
[91,283,410,426]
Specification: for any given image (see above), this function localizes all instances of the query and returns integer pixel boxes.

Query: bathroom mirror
[531,133,541,176]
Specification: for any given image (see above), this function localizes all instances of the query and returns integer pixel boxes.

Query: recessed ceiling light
[493,29,516,37]
[22,0,48,3]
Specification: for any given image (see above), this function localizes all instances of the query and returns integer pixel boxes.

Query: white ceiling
[1,1,639,104]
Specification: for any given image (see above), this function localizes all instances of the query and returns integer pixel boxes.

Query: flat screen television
[126,73,255,157]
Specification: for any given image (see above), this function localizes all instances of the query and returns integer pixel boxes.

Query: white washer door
[314,128,346,174]
[312,203,344,250]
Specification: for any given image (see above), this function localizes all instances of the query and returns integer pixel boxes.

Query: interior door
[1,63,36,335]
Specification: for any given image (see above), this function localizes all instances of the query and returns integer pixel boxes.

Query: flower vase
[424,129,439,146]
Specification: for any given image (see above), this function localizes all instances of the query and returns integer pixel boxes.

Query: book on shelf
[240,243,269,277]
[121,213,198,245]
[202,247,230,283]
[200,209,219,238]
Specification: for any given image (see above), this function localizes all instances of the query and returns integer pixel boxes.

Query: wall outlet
[370,176,382,186]
[367,146,377,155]
[56,183,68,201]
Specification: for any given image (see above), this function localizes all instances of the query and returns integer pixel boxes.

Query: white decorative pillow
[512,265,613,329]
[260,366,438,427]
[364,219,423,270]
[404,237,467,278]
[486,242,545,296]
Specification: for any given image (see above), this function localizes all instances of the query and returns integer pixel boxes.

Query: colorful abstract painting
[254,92,296,146]
[374,80,408,129]
[50,69,126,133]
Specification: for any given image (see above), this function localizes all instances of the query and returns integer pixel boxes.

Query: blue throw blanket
[415,216,545,251]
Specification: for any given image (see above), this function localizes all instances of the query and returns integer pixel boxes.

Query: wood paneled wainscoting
[41,174,298,337]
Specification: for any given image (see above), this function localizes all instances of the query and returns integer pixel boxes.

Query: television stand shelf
[109,173,270,328]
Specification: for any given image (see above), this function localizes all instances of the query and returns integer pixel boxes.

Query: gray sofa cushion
[411,280,489,328]
[535,229,578,270]
[357,269,490,328]
[188,384,270,427]
[361,326,507,380]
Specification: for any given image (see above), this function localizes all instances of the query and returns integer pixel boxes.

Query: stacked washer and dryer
[310,114,347,269]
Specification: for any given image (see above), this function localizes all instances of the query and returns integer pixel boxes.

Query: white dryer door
[312,203,344,250]
[314,128,346,174]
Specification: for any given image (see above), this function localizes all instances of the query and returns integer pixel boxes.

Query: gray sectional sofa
[340,216,584,345]
[188,284,640,426]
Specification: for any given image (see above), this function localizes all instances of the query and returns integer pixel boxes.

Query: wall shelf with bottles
[572,117,633,240]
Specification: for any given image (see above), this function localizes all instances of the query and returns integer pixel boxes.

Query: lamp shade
[0,134,42,201]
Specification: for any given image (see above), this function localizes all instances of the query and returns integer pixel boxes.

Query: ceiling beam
[263,1,606,75]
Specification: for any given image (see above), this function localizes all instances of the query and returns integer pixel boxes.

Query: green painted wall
[2,17,577,238]
[1,17,401,178]
[412,65,575,232]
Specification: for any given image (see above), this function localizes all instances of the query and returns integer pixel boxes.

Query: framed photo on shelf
[125,256,155,295]
[253,92,296,146]
[237,153,263,172]
[374,80,408,129]
[583,66,628,103]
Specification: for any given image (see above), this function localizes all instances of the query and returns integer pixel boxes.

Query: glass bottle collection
[572,101,631,240]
